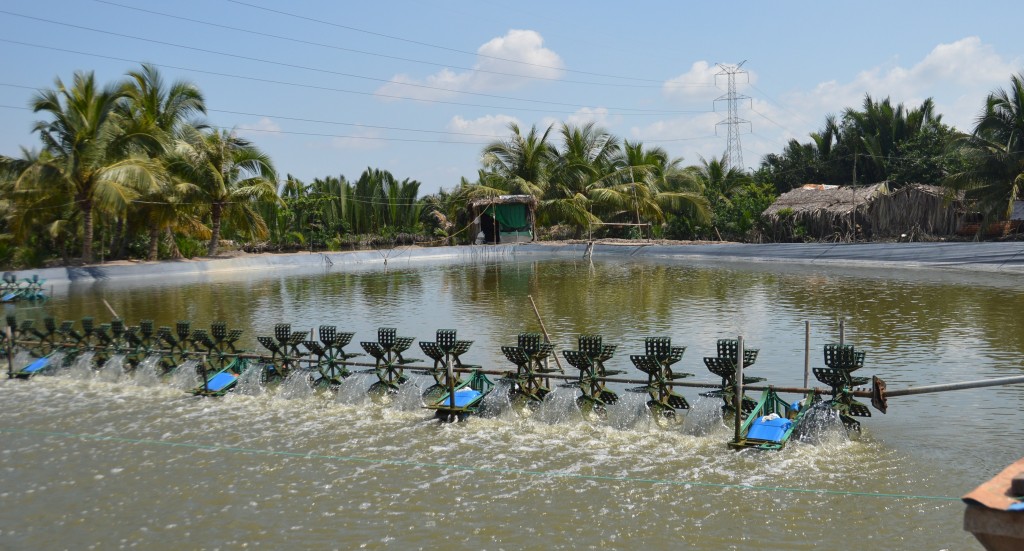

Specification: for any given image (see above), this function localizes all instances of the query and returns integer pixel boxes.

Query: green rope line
[0,427,960,502]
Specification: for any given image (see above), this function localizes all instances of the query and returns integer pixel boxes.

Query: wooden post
[839,319,845,345]
[448,352,456,411]
[804,321,810,388]
[5,326,14,379]
[734,335,744,443]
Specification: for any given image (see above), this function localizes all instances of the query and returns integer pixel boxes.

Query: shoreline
[11,240,1024,285]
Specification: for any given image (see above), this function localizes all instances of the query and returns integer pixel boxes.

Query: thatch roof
[762,182,888,218]
[762,182,968,240]
[467,194,539,210]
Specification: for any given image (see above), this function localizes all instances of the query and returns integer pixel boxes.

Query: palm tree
[541,123,619,231]
[590,141,709,233]
[481,123,555,197]
[170,127,279,256]
[842,95,941,185]
[7,71,161,263]
[121,63,207,260]
[946,73,1024,220]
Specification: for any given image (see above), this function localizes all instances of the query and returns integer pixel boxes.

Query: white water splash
[12,350,32,370]
[234,364,267,396]
[64,352,97,380]
[477,379,514,418]
[168,360,200,390]
[96,354,127,382]
[794,402,849,446]
[335,373,375,406]
[391,376,426,411]
[275,370,315,401]
[606,390,651,431]
[131,355,164,387]
[537,385,582,424]
[683,396,726,436]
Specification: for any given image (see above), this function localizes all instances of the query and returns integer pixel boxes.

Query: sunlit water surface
[3,252,1022,550]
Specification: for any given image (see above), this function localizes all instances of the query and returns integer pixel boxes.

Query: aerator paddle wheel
[62,317,107,369]
[361,327,418,400]
[702,339,763,417]
[96,319,136,372]
[193,322,245,370]
[629,337,692,424]
[419,329,477,402]
[813,344,872,432]
[158,321,195,373]
[124,320,159,369]
[256,323,307,382]
[562,335,621,418]
[303,325,359,387]
[500,332,558,414]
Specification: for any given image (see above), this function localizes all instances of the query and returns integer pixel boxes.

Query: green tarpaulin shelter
[468,195,538,244]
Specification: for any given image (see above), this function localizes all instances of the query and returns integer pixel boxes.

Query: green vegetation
[2,65,1023,269]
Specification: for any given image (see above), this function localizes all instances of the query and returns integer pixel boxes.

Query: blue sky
[1,0,1021,194]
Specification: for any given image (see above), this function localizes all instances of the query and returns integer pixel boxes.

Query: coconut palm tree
[946,73,1024,220]
[540,123,619,232]
[121,63,207,260]
[170,127,279,256]
[6,71,162,263]
[481,123,555,197]
[590,141,709,233]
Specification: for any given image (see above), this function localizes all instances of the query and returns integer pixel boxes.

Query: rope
[0,427,959,502]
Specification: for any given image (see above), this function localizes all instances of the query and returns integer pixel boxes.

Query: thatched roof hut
[868,183,965,237]
[762,182,967,241]
[467,195,539,244]
[762,183,888,240]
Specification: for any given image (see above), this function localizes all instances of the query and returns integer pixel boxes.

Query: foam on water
[12,350,32,370]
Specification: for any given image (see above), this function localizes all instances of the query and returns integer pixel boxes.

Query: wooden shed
[467,195,538,244]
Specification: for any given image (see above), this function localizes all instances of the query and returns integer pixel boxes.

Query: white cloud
[447,114,520,137]
[789,37,1020,131]
[376,30,564,102]
[662,61,720,100]
[236,117,281,137]
[329,127,387,151]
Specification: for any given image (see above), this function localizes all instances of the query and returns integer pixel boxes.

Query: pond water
[2,251,1022,550]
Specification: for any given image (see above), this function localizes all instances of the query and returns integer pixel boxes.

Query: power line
[224,0,665,84]
[0,10,708,115]
[89,0,714,91]
[0,38,709,118]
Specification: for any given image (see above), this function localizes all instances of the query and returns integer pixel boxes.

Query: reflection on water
[2,255,1023,549]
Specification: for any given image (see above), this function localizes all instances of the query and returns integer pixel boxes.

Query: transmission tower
[714,61,751,170]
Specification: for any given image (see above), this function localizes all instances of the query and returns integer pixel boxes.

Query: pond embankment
[18,240,1024,285]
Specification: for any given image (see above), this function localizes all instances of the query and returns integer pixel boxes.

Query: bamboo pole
[734,335,744,443]
[528,294,564,373]
[839,319,845,345]
[803,321,810,388]
[5,326,14,378]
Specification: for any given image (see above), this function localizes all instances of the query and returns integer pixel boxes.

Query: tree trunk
[148,222,160,261]
[81,198,94,264]
[208,202,223,256]
[110,216,125,260]
[165,228,182,259]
